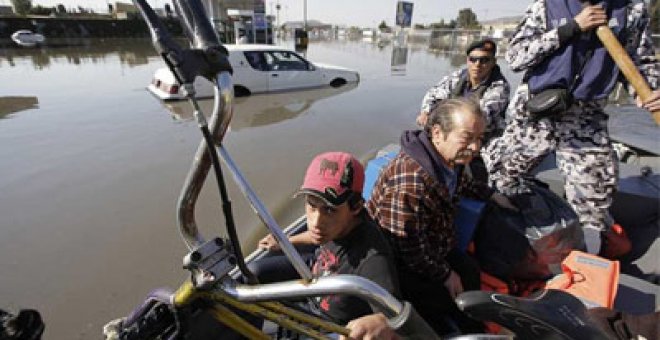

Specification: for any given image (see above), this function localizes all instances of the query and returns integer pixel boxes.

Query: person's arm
[258,230,315,251]
[626,1,660,102]
[418,71,460,125]
[340,313,400,340]
[480,77,511,133]
[356,254,399,299]
[505,0,568,72]
[459,172,518,211]
[374,173,451,283]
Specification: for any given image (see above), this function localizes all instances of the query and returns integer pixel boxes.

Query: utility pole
[303,0,307,31]
[276,2,281,38]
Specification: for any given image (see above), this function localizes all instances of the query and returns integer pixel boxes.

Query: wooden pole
[595,25,660,125]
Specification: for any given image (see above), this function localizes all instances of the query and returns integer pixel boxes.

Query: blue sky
[22,0,529,27]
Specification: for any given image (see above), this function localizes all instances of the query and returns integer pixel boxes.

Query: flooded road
[0,37,656,338]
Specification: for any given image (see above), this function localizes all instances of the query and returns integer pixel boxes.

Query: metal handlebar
[226,275,404,317]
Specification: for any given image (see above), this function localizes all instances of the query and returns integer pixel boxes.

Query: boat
[10,30,45,47]
[102,1,659,339]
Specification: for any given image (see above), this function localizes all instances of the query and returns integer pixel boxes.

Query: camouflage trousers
[483,85,618,231]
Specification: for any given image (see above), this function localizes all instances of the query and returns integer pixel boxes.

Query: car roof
[225,44,293,53]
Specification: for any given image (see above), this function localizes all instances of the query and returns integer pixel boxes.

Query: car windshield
[266,51,308,71]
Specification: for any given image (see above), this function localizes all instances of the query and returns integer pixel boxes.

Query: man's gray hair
[424,98,482,134]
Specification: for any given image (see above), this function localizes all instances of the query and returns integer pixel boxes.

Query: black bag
[526,88,573,119]
[474,181,583,281]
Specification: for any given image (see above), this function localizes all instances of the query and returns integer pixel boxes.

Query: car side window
[243,51,269,71]
[269,51,308,71]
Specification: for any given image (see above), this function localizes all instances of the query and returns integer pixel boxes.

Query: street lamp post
[303,0,307,31]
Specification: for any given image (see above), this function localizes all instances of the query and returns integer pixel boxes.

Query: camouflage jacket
[505,0,659,99]
[420,67,511,140]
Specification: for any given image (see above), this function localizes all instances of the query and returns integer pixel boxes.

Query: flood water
[0,38,656,339]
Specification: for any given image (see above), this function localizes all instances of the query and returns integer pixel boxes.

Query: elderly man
[257,151,399,326]
[483,0,659,258]
[368,98,515,335]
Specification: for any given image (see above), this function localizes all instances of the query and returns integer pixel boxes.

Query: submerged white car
[10,30,45,47]
[148,44,360,100]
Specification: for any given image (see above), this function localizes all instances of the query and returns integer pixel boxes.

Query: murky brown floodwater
[3,37,655,339]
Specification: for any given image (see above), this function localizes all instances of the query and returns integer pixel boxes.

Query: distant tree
[28,5,53,15]
[378,20,390,32]
[652,0,659,34]
[56,3,66,13]
[456,8,480,29]
[430,19,455,29]
[11,0,32,16]
[413,23,425,29]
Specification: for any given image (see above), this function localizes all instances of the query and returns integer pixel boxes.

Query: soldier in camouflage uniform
[484,0,660,257]
[419,39,511,142]
[418,39,511,181]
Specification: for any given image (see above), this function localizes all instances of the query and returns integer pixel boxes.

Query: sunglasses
[468,56,493,64]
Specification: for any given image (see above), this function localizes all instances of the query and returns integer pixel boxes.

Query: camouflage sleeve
[480,78,511,133]
[419,69,461,114]
[626,1,659,93]
[505,0,563,72]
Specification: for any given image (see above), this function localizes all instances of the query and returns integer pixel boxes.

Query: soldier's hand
[416,111,428,127]
[258,234,280,251]
[636,90,660,112]
[575,4,608,32]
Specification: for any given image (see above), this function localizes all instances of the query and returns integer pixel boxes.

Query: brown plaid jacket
[367,152,491,282]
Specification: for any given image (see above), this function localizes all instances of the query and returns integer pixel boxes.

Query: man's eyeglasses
[468,56,493,64]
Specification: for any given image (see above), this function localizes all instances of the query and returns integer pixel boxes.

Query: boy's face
[304,194,358,245]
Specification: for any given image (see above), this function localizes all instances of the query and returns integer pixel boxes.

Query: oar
[594,25,660,125]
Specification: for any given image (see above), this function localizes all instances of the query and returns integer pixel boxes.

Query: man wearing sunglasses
[417,39,510,182]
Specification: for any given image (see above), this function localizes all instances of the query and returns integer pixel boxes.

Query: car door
[232,51,269,93]
[266,51,322,92]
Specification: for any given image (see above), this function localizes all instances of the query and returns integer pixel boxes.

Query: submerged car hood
[313,63,358,73]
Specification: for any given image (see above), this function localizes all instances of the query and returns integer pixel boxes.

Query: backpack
[474,181,583,281]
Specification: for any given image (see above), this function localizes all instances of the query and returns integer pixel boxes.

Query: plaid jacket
[367,151,492,282]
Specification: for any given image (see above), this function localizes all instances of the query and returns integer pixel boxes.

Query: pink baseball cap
[298,152,365,206]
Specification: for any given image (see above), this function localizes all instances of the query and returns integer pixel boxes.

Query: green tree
[430,19,456,29]
[11,0,32,16]
[378,20,390,32]
[456,8,480,29]
[28,5,53,15]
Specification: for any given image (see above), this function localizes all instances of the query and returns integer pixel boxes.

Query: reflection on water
[0,38,159,69]
[391,47,408,76]
[162,84,359,130]
[0,96,38,119]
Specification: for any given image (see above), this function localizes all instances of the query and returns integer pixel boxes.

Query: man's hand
[636,90,660,112]
[340,313,400,340]
[443,270,464,300]
[258,234,280,251]
[490,192,518,211]
[575,4,607,32]
[416,111,428,127]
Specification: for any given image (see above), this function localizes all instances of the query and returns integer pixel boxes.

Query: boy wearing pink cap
[257,151,399,325]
